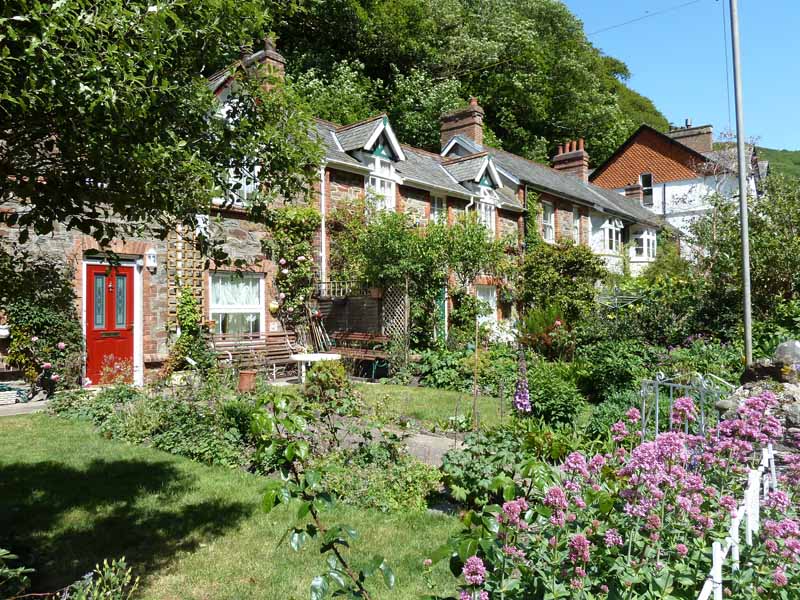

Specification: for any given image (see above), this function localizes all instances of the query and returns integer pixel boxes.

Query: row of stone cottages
[0,42,663,385]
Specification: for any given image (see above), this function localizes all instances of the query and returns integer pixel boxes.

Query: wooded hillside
[274,0,669,165]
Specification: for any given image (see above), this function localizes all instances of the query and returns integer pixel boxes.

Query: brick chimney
[440,97,485,149]
[262,36,286,80]
[666,121,713,153]
[624,183,643,203]
[552,139,590,182]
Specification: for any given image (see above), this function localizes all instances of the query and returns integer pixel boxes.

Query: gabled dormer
[442,152,503,234]
[332,114,406,211]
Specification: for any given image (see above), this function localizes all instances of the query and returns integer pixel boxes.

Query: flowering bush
[432,391,799,598]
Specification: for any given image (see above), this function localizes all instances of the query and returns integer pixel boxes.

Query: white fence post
[711,541,723,600]
[768,443,777,492]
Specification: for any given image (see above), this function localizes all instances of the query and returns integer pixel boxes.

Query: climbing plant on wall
[263,206,322,326]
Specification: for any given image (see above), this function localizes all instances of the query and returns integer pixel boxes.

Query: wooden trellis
[167,226,206,325]
[381,285,408,339]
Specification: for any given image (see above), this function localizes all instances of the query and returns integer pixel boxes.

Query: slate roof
[335,115,384,152]
[395,147,469,197]
[314,120,367,170]
[441,152,490,183]
[452,137,662,226]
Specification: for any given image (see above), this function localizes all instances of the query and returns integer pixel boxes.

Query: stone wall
[400,186,430,225]
[498,209,519,240]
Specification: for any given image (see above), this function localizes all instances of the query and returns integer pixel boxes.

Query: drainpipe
[319,165,327,290]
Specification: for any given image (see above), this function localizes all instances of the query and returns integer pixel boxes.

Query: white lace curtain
[210,274,260,308]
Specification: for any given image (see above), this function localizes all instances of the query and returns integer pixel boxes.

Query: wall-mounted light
[145,248,158,272]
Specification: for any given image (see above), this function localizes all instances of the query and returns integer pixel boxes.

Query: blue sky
[563,0,800,150]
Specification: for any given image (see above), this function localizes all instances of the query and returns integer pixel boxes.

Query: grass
[0,414,460,599]
[357,383,510,431]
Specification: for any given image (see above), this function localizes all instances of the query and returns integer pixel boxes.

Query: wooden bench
[327,332,389,361]
[211,331,298,379]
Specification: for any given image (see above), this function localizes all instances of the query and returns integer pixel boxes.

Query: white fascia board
[331,131,345,152]
[441,135,481,157]
[399,177,471,200]
[495,164,520,185]
[474,158,503,189]
[363,119,406,162]
[325,158,371,174]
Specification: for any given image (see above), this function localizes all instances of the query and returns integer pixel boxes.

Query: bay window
[633,228,657,259]
[210,273,264,335]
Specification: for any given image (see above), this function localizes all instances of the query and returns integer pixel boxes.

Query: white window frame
[431,195,446,224]
[209,272,265,335]
[477,186,497,236]
[475,284,498,326]
[603,218,624,253]
[542,200,555,243]
[640,172,654,207]
[572,206,580,242]
[632,228,658,259]
[367,157,396,212]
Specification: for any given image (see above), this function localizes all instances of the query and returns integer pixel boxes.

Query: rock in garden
[784,403,800,428]
[774,340,800,365]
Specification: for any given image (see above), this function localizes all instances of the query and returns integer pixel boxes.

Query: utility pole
[729,0,753,367]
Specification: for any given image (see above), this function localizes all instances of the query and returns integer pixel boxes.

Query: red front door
[85,264,134,383]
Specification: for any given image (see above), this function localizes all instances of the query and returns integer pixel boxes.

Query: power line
[587,0,704,37]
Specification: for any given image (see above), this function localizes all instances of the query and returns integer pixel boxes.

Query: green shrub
[0,548,33,598]
[151,398,244,468]
[664,338,743,384]
[415,347,469,390]
[584,389,640,440]
[65,557,138,600]
[315,441,440,512]
[48,389,95,420]
[163,287,216,376]
[526,360,585,424]
[575,339,655,400]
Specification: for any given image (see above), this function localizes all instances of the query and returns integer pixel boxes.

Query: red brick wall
[591,128,703,189]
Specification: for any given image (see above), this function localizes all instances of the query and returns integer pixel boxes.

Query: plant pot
[268,300,280,316]
[369,287,383,299]
[238,370,257,393]
[0,325,9,339]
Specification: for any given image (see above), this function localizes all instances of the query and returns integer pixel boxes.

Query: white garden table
[290,353,342,383]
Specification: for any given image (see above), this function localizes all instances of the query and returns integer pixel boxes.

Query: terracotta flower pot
[238,370,257,393]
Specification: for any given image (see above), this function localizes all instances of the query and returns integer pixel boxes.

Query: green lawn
[357,383,509,431]
[0,415,459,599]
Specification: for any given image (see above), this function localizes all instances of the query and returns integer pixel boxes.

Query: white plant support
[696,443,775,600]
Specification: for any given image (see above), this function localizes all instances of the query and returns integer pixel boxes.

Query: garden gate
[638,372,736,438]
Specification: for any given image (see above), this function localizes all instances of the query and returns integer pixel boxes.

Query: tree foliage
[0,0,321,256]
[276,0,667,162]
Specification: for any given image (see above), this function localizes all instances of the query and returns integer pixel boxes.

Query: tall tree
[0,0,322,256]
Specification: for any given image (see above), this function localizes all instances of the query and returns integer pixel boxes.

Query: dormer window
[640,173,654,207]
[368,156,395,212]
[477,186,497,235]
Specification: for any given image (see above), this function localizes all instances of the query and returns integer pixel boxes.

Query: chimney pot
[552,139,590,181]
[557,144,564,155]
[570,140,576,152]
[685,118,692,128]
[578,138,585,151]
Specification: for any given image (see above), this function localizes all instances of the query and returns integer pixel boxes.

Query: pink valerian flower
[296,255,306,262]
[719,495,738,516]
[543,487,569,511]
[773,565,788,587]
[569,578,583,590]
[31,336,39,342]
[278,258,286,266]
[568,534,591,564]
[499,498,529,530]
[675,543,688,557]
[611,420,629,442]
[604,529,623,547]
[765,540,779,554]
[502,545,525,560]
[765,491,792,512]
[462,556,487,586]
[50,374,60,382]
[554,320,562,327]
[588,454,606,473]
[57,341,66,350]
[575,567,586,578]
[626,407,641,424]
[563,452,590,479]
[42,362,52,370]
[672,396,697,425]
[600,584,610,593]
